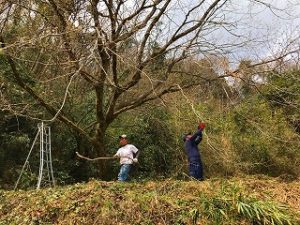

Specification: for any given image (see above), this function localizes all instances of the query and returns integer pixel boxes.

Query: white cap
[119,134,127,139]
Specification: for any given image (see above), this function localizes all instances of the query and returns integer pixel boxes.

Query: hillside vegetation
[0,176,299,225]
[0,2,300,225]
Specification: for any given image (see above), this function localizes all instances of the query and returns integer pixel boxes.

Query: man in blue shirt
[183,122,205,180]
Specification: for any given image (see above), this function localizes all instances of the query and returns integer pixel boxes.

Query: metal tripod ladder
[14,122,55,190]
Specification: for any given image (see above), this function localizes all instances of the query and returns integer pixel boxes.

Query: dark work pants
[189,161,203,180]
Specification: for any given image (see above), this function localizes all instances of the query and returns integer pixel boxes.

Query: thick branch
[48,0,94,84]
[115,0,148,36]
[114,0,162,43]
[1,39,92,142]
[76,152,115,161]
[121,0,224,94]
[149,0,224,62]
[136,0,172,65]
[114,82,201,117]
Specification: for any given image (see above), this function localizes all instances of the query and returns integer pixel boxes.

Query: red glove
[198,122,206,130]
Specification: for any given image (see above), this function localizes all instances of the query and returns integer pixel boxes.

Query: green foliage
[198,180,296,225]
[0,0,299,187]
[231,96,300,176]
[169,99,240,178]
[106,107,178,180]
[264,70,300,133]
[0,115,36,188]
[1,54,300,186]
[167,87,300,179]
[14,170,37,190]
[236,198,293,225]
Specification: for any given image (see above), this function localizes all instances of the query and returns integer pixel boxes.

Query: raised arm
[190,122,205,144]
[189,128,203,143]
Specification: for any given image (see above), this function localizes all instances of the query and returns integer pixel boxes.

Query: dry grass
[232,175,300,211]
[0,176,299,225]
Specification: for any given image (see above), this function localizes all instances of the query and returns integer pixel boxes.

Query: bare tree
[0,0,299,163]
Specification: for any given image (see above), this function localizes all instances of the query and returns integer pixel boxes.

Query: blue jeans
[118,164,132,181]
[189,162,203,180]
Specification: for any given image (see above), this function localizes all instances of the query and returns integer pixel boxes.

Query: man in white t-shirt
[114,134,139,181]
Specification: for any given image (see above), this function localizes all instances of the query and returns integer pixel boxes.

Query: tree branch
[114,82,201,116]
[0,35,93,143]
[76,151,115,161]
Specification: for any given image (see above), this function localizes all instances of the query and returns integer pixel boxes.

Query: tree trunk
[90,123,114,180]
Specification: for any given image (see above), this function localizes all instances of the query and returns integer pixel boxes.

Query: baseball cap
[119,134,127,139]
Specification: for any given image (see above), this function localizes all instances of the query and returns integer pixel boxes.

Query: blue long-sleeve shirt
[184,129,203,163]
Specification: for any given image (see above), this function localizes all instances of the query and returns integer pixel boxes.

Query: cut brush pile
[0,176,299,225]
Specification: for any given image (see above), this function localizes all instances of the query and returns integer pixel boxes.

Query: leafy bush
[106,107,178,180]
[231,96,300,177]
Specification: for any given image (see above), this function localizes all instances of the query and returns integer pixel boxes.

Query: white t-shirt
[115,144,139,164]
